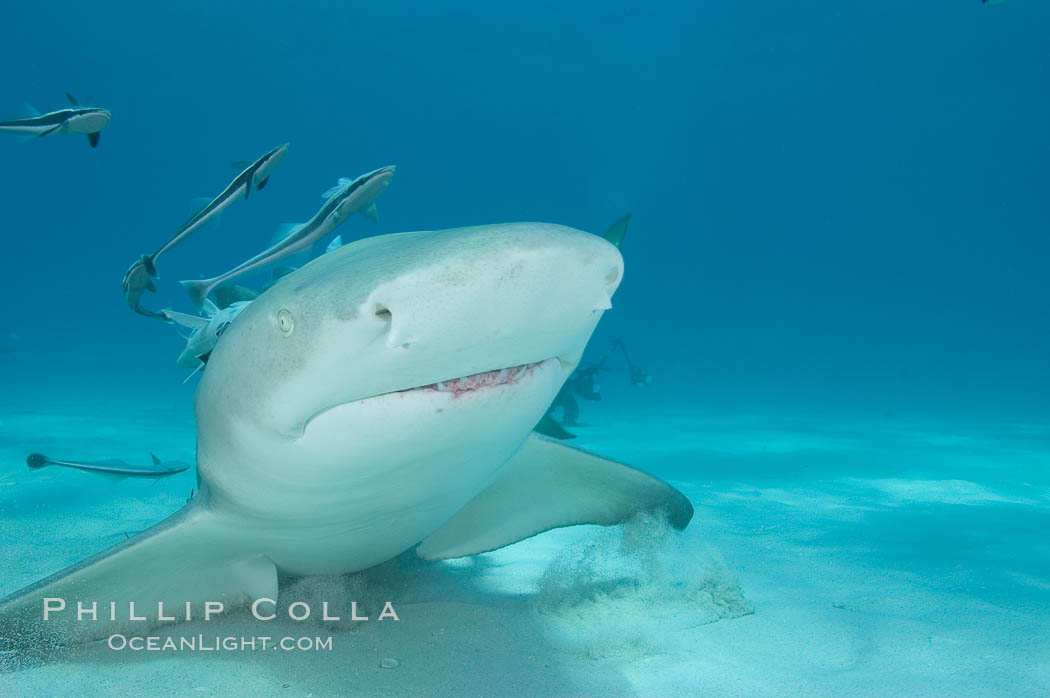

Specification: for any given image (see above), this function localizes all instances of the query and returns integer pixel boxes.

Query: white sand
[1,396,1048,696]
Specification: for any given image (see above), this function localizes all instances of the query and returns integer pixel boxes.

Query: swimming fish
[0,94,110,147]
[145,143,290,271]
[121,257,167,320]
[26,453,189,478]
[179,165,395,308]
[120,144,289,318]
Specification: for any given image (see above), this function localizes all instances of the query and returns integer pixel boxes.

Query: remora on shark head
[0,222,692,647]
[163,300,252,382]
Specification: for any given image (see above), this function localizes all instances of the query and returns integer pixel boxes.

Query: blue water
[1,0,1046,416]
[1,1,1049,694]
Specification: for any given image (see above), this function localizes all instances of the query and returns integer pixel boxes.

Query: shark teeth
[416,362,539,397]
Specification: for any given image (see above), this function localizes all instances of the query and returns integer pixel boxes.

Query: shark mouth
[407,360,548,397]
[303,359,559,434]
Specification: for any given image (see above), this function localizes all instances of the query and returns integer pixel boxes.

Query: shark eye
[277,309,295,336]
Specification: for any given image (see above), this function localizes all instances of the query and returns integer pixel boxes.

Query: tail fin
[179,279,213,310]
[25,453,50,470]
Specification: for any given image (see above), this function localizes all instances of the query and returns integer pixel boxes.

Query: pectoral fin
[161,308,209,330]
[0,501,276,650]
[38,123,63,138]
[416,433,693,560]
[532,413,577,440]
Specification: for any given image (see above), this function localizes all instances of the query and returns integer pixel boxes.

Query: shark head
[0,221,693,635]
[195,222,623,572]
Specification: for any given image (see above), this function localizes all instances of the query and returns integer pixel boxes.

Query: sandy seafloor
[0,393,1048,697]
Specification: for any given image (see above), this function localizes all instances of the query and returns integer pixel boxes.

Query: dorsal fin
[150,453,162,466]
[321,178,352,199]
[603,213,631,249]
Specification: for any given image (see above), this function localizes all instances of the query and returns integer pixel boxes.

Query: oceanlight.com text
[107,634,334,652]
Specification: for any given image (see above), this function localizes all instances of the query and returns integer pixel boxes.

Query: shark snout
[367,226,623,367]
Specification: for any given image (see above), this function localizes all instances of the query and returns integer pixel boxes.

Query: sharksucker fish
[26,453,189,478]
[0,222,692,647]
[119,144,288,319]
[0,93,110,147]
[121,257,167,320]
[163,300,252,381]
[145,143,290,271]
[179,165,395,308]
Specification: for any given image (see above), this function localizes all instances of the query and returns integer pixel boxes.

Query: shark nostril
[605,267,621,287]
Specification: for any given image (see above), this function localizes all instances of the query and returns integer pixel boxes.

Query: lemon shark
[0,222,692,646]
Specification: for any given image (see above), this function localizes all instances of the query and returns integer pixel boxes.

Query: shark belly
[198,358,567,575]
